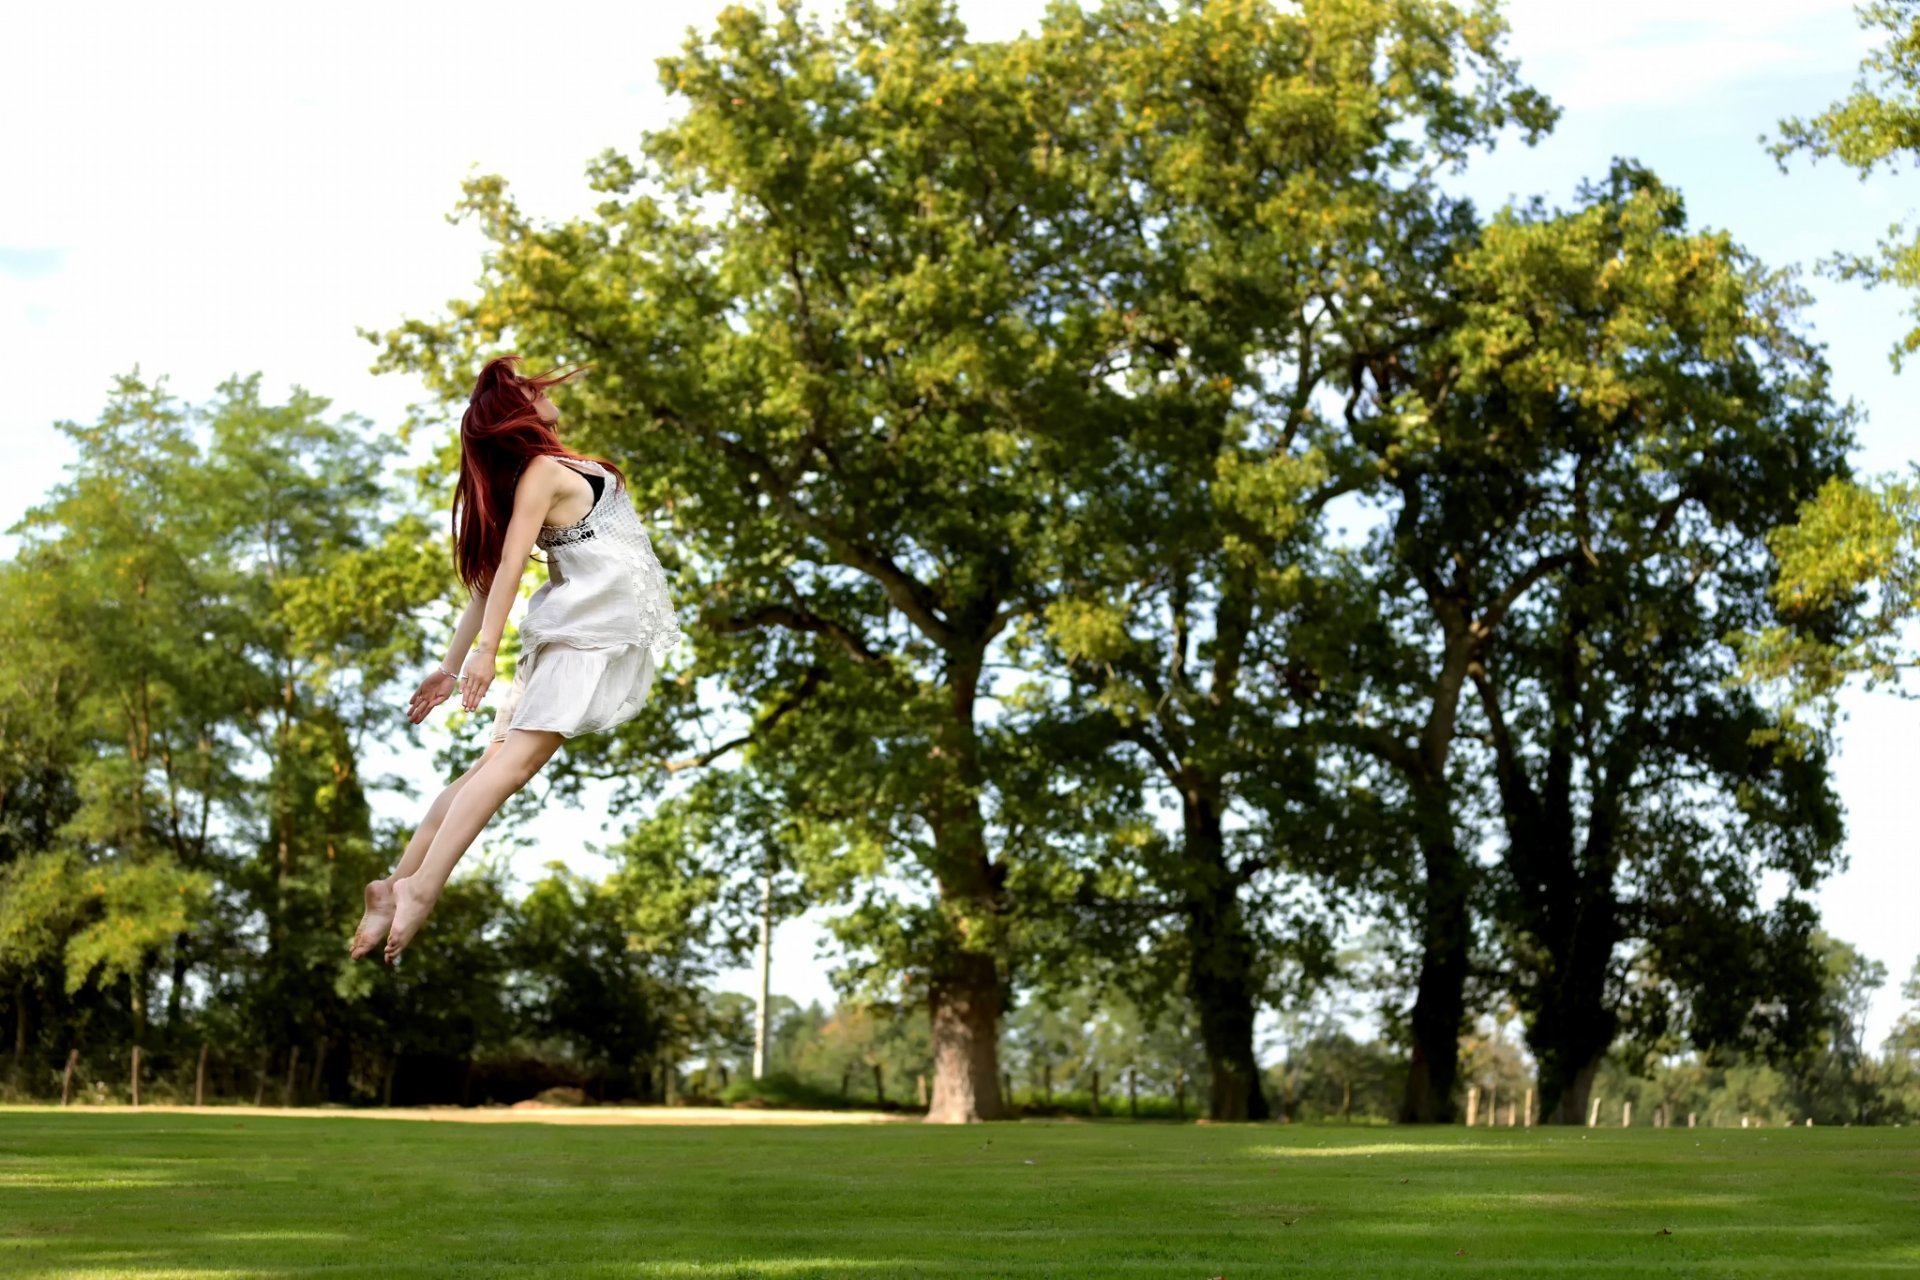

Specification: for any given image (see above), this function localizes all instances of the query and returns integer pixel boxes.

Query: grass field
[2,1108,1916,1278]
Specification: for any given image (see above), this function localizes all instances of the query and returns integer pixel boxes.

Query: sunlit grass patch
[0,1111,1913,1278]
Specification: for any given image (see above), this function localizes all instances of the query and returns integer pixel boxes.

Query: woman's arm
[458,459,562,711]
[440,589,486,672]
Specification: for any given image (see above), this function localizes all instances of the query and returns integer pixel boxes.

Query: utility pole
[752,844,775,1080]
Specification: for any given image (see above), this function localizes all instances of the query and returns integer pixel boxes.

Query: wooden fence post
[195,1043,209,1107]
[1523,1088,1533,1128]
[61,1048,78,1106]
[131,1046,142,1107]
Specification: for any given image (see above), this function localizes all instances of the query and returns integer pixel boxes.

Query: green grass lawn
[1,1109,1916,1278]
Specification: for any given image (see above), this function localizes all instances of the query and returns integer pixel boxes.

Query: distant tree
[1346,164,1853,1124]
[1790,933,1892,1125]
[506,862,702,1099]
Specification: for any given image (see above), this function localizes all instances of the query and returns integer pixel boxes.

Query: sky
[3,0,1914,1046]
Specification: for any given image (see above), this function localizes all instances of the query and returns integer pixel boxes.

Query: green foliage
[62,859,213,996]
[718,1069,858,1110]
[0,853,81,992]
[1773,1,1920,364]
[507,863,703,1086]
[1,369,443,1064]
[1737,471,1920,746]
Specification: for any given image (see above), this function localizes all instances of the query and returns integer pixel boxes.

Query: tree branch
[661,665,831,774]
[705,604,884,665]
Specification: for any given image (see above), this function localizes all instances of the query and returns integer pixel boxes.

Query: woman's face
[521,381,560,426]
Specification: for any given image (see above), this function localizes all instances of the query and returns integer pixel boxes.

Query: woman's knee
[491,731,562,788]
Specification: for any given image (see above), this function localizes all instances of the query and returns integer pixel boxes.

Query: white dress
[489,458,684,742]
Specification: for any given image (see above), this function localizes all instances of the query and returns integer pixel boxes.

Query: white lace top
[519,458,684,668]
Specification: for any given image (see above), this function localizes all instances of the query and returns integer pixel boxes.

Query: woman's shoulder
[525,453,617,479]
[519,454,596,489]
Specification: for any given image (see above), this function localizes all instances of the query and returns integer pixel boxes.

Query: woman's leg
[383,727,566,962]
[348,738,507,960]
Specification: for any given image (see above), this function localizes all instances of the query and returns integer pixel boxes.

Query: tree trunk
[12,980,26,1078]
[1543,1054,1603,1126]
[1182,785,1270,1122]
[282,1045,301,1107]
[382,1056,397,1107]
[921,653,1008,1125]
[308,1038,329,1103]
[129,970,149,1050]
[1524,877,1619,1125]
[925,948,1004,1123]
[166,931,190,1033]
[195,1043,209,1106]
[254,1047,271,1107]
[62,1047,78,1105]
[1400,818,1469,1123]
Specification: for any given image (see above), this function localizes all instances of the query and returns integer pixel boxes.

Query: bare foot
[350,880,396,961]
[383,877,439,964]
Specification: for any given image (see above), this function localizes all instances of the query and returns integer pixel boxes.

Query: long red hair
[453,354,626,593]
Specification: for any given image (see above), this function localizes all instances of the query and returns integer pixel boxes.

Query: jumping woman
[349,355,683,964]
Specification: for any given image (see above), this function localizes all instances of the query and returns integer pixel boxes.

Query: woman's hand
[407,670,457,725]
[459,647,497,712]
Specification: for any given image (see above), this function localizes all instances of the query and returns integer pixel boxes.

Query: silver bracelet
[436,667,460,680]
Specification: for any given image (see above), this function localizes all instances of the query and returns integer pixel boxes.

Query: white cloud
[1499,0,1869,109]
